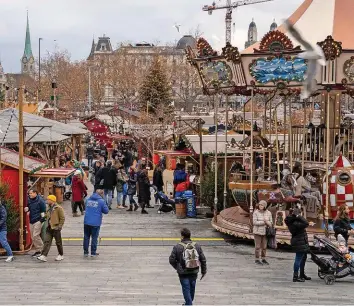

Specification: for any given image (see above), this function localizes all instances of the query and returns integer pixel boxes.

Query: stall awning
[154,149,194,157]
[32,168,75,178]
[0,147,45,173]
[111,134,133,141]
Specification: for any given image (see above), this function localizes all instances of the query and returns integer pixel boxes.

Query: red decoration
[259,30,294,52]
[153,154,160,165]
[170,158,177,170]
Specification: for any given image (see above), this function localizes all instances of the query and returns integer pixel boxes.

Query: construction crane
[203,0,274,44]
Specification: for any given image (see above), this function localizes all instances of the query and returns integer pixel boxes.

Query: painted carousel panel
[250,57,307,84]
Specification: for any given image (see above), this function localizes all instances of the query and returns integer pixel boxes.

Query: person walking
[114,162,127,209]
[138,168,151,214]
[126,167,139,212]
[92,160,103,191]
[253,200,273,265]
[0,199,14,262]
[86,141,95,168]
[285,207,314,282]
[83,189,109,257]
[123,149,133,174]
[72,171,88,217]
[25,189,46,257]
[169,228,207,306]
[38,195,65,262]
[333,204,354,244]
[153,165,164,205]
[96,160,117,210]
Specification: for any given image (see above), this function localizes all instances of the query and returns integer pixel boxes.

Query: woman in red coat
[72,170,87,217]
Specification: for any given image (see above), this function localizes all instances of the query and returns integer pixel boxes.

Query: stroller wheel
[158,210,161,214]
[324,275,335,285]
[318,269,325,280]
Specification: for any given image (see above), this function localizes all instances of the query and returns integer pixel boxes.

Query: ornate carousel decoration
[317,35,342,61]
[255,30,300,53]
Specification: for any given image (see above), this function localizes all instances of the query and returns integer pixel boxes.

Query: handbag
[266,226,276,237]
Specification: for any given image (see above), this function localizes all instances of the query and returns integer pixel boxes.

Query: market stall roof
[154,150,194,157]
[0,147,45,173]
[243,0,354,53]
[32,168,75,178]
[0,108,88,144]
[111,134,133,141]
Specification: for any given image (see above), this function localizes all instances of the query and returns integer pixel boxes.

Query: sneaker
[134,205,139,211]
[127,207,133,212]
[116,205,120,209]
[158,210,162,214]
[31,251,41,258]
[84,253,89,258]
[5,256,14,263]
[141,210,148,214]
[55,255,64,261]
[91,253,100,258]
[255,260,263,265]
[73,213,80,217]
[262,259,270,265]
[37,255,47,262]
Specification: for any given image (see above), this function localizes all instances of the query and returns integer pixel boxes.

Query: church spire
[24,11,33,59]
[21,11,35,75]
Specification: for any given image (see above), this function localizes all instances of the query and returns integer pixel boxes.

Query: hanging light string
[0,108,15,146]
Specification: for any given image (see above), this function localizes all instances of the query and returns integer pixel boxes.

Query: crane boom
[203,0,275,44]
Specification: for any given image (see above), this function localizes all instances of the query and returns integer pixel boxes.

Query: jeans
[0,231,13,256]
[87,156,93,168]
[179,276,197,306]
[104,189,113,208]
[83,224,100,255]
[116,191,126,206]
[294,252,307,274]
[42,228,63,256]
[129,194,137,205]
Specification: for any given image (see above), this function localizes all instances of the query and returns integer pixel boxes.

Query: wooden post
[72,136,76,161]
[301,101,307,176]
[18,85,25,252]
[250,89,254,213]
[325,90,331,236]
[198,119,203,206]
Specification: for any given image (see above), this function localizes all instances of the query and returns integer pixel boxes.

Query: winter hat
[47,195,57,202]
[74,170,82,176]
[337,234,346,247]
[282,169,291,177]
[258,200,268,208]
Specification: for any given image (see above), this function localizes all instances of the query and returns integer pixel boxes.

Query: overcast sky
[0,0,303,73]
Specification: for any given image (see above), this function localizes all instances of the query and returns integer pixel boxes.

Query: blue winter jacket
[0,204,7,232]
[27,195,46,224]
[84,193,109,227]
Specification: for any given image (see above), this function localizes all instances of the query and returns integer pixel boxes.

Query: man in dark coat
[123,149,133,174]
[285,207,314,282]
[169,228,207,306]
[25,190,46,256]
[96,161,117,210]
[86,141,95,168]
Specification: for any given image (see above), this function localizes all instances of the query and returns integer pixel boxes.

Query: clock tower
[21,12,35,76]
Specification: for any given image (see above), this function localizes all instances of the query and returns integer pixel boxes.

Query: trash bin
[175,197,187,219]
[185,191,196,218]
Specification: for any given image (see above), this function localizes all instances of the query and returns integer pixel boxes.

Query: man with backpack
[169,228,207,306]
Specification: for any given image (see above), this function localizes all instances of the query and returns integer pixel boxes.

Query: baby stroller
[151,186,175,214]
[311,235,354,285]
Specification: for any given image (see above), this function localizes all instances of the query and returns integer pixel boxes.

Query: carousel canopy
[243,0,354,53]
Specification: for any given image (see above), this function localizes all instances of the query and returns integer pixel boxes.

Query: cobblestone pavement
[1,190,354,305]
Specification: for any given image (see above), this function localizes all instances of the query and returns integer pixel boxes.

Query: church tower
[245,19,257,49]
[21,12,35,76]
[270,19,278,31]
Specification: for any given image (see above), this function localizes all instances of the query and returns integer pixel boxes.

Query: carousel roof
[243,0,354,53]
[330,154,352,169]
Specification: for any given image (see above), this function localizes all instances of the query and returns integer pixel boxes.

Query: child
[337,234,354,264]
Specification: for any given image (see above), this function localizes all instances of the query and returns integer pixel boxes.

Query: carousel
[186,0,354,245]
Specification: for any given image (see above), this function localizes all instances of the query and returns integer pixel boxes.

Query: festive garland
[29,164,48,175]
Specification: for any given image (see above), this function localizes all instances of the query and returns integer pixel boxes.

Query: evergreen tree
[139,57,172,115]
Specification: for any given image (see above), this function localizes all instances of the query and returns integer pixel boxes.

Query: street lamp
[38,38,43,100]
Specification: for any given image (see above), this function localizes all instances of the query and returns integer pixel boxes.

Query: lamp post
[52,79,57,120]
[38,38,43,100]
[223,95,229,210]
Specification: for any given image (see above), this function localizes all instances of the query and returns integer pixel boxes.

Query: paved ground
[1,188,354,305]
